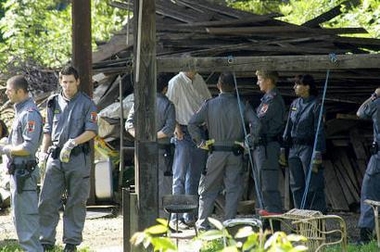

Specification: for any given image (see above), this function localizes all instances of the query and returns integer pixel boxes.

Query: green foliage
[131,217,308,252]
[0,0,128,70]
[225,0,380,39]
[226,0,283,15]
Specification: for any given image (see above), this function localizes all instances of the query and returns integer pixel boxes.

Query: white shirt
[166,72,212,125]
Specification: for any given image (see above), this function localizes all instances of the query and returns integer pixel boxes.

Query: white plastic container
[94,159,114,201]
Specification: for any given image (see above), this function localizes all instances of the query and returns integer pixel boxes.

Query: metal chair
[162,194,198,247]
[263,208,347,252]
[364,199,380,248]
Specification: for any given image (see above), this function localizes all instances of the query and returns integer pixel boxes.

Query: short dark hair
[59,65,79,80]
[157,73,174,92]
[7,75,28,93]
[218,72,235,92]
[294,74,318,96]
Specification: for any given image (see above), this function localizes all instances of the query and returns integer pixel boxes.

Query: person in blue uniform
[125,72,176,218]
[281,74,326,213]
[38,65,98,252]
[188,72,261,230]
[253,70,285,218]
[355,87,380,244]
[0,75,43,251]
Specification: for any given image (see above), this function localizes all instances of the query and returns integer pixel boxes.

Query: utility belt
[7,160,37,176]
[371,141,379,155]
[291,137,314,146]
[48,143,90,159]
[210,144,244,156]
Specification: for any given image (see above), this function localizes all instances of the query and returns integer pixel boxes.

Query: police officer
[253,70,285,218]
[281,74,327,213]
[0,75,43,251]
[125,72,176,218]
[38,65,98,252]
[188,72,261,230]
[355,87,380,244]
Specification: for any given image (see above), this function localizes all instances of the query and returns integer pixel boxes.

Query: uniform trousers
[358,154,380,229]
[11,167,43,252]
[288,144,326,213]
[197,152,243,229]
[253,141,283,213]
[39,152,90,246]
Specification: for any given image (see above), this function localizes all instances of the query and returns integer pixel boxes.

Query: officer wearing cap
[188,72,261,230]
[281,74,327,213]
[253,70,285,219]
[355,87,380,244]
[0,75,43,251]
[38,65,98,252]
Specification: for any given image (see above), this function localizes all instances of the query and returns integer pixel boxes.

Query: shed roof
[92,0,380,116]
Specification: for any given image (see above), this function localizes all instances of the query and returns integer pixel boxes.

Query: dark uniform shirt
[256,87,285,140]
[283,95,326,152]
[125,92,176,144]
[357,97,380,142]
[8,97,42,164]
[44,92,98,147]
[188,92,260,144]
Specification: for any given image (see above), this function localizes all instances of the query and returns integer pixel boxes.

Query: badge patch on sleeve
[90,112,98,123]
[260,104,269,114]
[27,121,36,132]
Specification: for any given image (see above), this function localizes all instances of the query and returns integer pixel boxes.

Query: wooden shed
[92,0,380,212]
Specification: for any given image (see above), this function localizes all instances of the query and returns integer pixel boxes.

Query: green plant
[131,217,308,252]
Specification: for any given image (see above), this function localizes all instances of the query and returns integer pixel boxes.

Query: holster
[12,160,36,194]
[159,144,174,176]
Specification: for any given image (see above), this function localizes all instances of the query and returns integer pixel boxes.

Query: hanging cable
[232,70,264,210]
[300,69,330,210]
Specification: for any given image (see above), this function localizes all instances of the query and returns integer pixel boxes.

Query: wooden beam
[157,54,380,72]
[134,0,158,233]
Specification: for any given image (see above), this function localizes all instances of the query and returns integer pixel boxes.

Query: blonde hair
[255,70,279,83]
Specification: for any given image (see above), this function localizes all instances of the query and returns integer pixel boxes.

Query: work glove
[197,139,215,151]
[59,139,77,163]
[278,147,288,167]
[38,152,49,172]
[312,151,322,173]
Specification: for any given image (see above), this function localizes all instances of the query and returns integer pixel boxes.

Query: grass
[325,241,379,252]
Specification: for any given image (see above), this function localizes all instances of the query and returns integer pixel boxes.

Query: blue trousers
[288,144,326,213]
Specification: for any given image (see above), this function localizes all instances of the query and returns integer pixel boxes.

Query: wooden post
[72,0,96,205]
[134,0,158,232]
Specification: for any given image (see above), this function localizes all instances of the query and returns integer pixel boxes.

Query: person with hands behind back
[188,72,261,231]
[282,74,327,213]
[38,65,98,252]
[1,75,44,251]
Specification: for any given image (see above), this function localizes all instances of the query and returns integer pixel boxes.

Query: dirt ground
[0,207,123,252]
[0,207,362,251]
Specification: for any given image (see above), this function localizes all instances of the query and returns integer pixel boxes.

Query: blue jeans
[171,126,207,222]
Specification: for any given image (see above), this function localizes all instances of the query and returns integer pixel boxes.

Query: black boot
[356,228,373,245]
